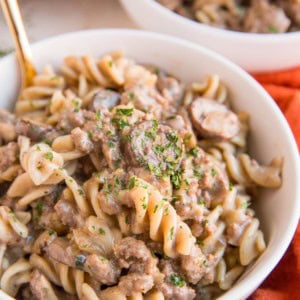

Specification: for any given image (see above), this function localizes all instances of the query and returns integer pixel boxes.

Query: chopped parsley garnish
[98,228,106,235]
[72,99,80,112]
[9,209,17,222]
[193,168,203,180]
[189,147,199,157]
[128,92,135,99]
[125,214,130,224]
[171,170,182,190]
[203,260,208,267]
[229,182,233,191]
[154,145,164,155]
[48,229,55,236]
[197,239,205,246]
[197,198,205,205]
[141,197,147,210]
[108,140,115,148]
[116,108,133,116]
[77,189,85,196]
[96,111,102,120]
[168,226,175,240]
[268,24,278,33]
[183,134,192,144]
[42,139,52,146]
[153,204,159,213]
[36,201,44,214]
[166,131,178,143]
[128,177,136,189]
[75,255,86,269]
[112,118,130,129]
[108,60,113,67]
[87,131,93,139]
[43,152,53,162]
[211,168,216,177]
[202,220,209,227]
[170,274,185,287]
[36,145,41,151]
[241,200,251,209]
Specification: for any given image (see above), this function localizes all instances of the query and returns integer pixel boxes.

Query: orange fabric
[250,68,300,299]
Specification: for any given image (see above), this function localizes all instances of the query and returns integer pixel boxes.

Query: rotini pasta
[0,52,282,300]
[157,0,300,33]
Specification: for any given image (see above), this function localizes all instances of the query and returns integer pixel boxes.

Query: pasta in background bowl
[0,29,299,300]
[119,0,300,71]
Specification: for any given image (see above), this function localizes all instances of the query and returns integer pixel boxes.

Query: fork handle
[0,0,36,88]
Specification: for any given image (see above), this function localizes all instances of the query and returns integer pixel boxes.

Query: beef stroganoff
[0,52,282,300]
[157,0,300,33]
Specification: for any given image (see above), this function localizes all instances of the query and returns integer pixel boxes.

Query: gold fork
[0,0,36,100]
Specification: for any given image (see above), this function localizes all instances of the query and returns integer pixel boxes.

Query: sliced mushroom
[16,119,58,142]
[89,89,120,111]
[240,154,283,188]
[189,97,240,139]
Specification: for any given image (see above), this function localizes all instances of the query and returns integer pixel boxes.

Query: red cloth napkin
[250,68,300,299]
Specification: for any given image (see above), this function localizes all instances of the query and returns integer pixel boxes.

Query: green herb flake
[77,189,85,196]
[108,140,115,148]
[241,200,251,209]
[154,145,164,155]
[112,118,130,130]
[96,111,102,120]
[211,168,216,177]
[268,24,278,33]
[98,228,106,235]
[43,152,53,162]
[193,169,203,181]
[48,229,55,236]
[197,198,205,205]
[36,145,41,151]
[197,239,205,246]
[87,131,93,139]
[116,108,133,116]
[125,214,130,225]
[170,274,185,287]
[75,255,86,269]
[203,220,209,227]
[36,201,44,214]
[42,139,52,146]
[72,99,80,112]
[166,131,178,143]
[128,92,135,99]
[183,134,192,144]
[108,60,113,68]
[171,170,182,190]
[153,204,159,213]
[168,226,174,240]
[141,197,147,210]
[128,177,136,189]
[203,259,208,267]
[189,147,199,157]
[229,182,233,191]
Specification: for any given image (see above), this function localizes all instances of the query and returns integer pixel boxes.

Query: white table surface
[0,0,137,56]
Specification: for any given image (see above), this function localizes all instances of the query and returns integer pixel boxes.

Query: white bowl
[119,0,300,72]
[0,29,299,300]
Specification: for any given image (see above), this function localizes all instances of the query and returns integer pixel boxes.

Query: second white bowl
[120,0,300,72]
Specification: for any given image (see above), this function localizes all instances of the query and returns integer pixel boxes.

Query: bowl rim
[129,0,300,41]
[0,28,300,299]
